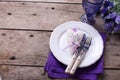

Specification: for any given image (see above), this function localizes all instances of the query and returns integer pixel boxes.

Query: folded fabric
[44,33,106,80]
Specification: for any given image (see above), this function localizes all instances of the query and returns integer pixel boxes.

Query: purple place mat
[45,33,106,80]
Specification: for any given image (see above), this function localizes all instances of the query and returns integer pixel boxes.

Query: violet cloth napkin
[44,33,106,80]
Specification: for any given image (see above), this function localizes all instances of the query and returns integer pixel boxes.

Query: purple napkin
[45,33,106,80]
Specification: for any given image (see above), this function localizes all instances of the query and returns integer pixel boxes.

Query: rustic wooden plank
[98,70,120,80]
[0,30,50,66]
[0,30,119,69]
[0,65,119,80]
[105,35,120,68]
[0,0,82,3]
[0,65,48,80]
[0,2,83,30]
[0,2,105,32]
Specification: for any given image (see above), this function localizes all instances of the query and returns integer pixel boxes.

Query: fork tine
[89,37,92,43]
[83,36,92,49]
[86,36,92,45]
[69,36,92,75]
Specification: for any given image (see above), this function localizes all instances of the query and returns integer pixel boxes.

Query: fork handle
[70,51,86,75]
[65,53,78,73]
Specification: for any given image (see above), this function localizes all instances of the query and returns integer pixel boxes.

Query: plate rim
[49,21,104,67]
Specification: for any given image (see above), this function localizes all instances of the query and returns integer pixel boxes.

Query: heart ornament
[65,28,85,53]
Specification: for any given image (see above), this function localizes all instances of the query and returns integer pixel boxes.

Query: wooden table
[0,0,119,80]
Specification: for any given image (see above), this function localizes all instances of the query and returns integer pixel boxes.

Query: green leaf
[110,0,120,13]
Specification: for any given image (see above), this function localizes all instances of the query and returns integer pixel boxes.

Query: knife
[65,34,86,73]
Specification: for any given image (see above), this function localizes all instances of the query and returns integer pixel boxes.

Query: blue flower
[115,16,120,24]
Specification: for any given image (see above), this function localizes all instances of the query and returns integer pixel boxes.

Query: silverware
[65,34,86,73]
[70,36,92,75]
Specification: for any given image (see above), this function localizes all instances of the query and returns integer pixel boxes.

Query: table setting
[44,21,106,80]
[44,0,120,80]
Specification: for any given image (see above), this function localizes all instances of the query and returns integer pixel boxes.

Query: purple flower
[104,0,110,7]
[115,16,120,24]
[101,8,109,17]
[105,12,117,19]
[101,8,108,14]
[100,0,120,33]
[100,0,114,18]
[104,21,114,32]
[104,0,114,9]
[113,24,120,32]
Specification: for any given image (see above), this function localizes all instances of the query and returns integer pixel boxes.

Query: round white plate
[49,21,104,67]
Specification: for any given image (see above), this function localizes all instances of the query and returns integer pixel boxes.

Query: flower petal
[115,16,120,24]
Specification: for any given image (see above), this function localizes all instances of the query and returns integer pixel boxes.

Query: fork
[65,34,86,73]
[70,36,92,75]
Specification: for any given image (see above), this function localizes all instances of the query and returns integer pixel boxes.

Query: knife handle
[70,52,85,75]
[65,53,78,74]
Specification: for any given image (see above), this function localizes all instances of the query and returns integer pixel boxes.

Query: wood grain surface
[0,65,119,80]
[1,0,82,3]
[0,0,119,80]
[0,2,105,31]
[0,2,83,30]
[0,30,119,68]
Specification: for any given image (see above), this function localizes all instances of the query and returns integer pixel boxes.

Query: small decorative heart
[65,28,85,53]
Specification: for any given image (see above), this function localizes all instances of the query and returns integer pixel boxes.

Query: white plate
[49,21,104,67]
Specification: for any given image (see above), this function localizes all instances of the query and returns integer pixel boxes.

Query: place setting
[44,21,106,80]
[44,0,108,79]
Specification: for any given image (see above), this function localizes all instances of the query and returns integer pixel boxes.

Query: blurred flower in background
[101,0,120,33]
